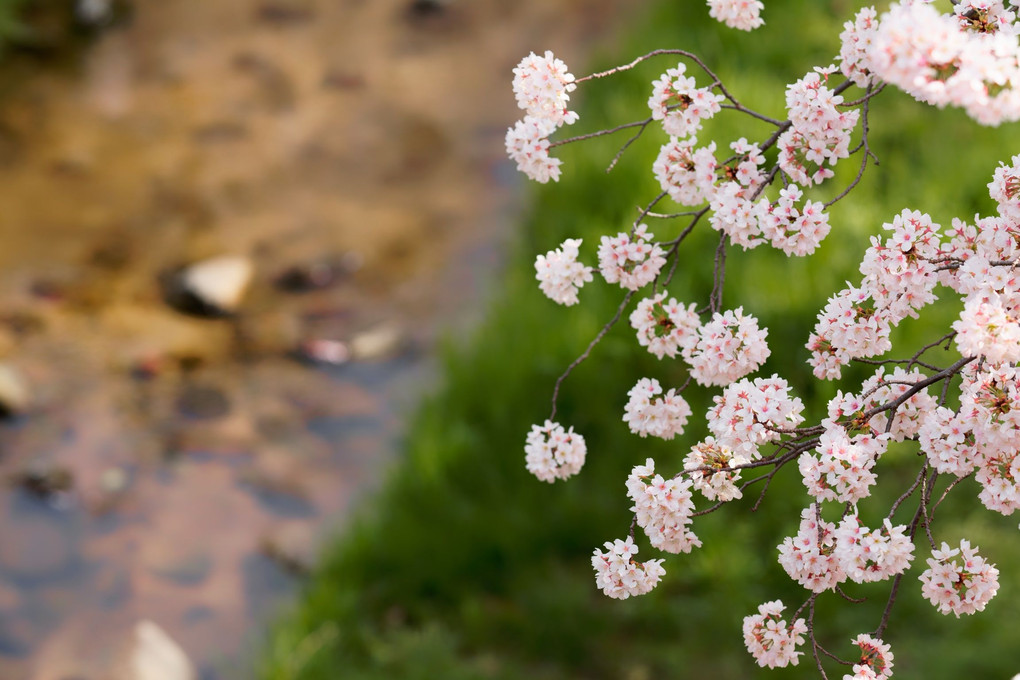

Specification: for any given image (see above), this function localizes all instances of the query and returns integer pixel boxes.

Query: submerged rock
[164,256,254,318]
[409,0,454,17]
[10,464,74,500]
[273,253,361,293]
[259,523,316,576]
[350,323,405,360]
[175,384,231,421]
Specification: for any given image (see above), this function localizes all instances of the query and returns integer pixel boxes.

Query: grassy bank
[262,2,1020,678]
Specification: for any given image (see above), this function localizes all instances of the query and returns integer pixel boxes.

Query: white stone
[180,255,254,314]
[131,620,196,680]
[0,363,28,414]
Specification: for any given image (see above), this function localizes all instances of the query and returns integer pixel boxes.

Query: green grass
[261,2,1020,678]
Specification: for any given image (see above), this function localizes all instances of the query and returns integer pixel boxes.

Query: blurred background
[0,0,633,677]
[0,0,1018,679]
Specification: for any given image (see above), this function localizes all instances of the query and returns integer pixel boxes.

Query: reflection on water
[0,0,633,676]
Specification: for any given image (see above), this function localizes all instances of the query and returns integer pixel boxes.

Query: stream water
[0,0,636,677]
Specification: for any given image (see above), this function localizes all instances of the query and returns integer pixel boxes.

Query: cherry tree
[511,1,1020,678]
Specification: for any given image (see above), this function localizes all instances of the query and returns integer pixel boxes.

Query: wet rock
[273,253,362,293]
[175,384,231,421]
[130,620,197,680]
[131,355,167,381]
[322,70,366,91]
[350,323,405,360]
[192,122,248,144]
[10,464,74,500]
[234,310,301,357]
[259,523,316,576]
[164,256,254,318]
[294,339,350,366]
[90,236,134,271]
[76,0,113,25]
[257,0,315,24]
[30,279,66,302]
[239,451,316,518]
[95,564,132,609]
[0,363,29,417]
[409,0,454,17]
[147,550,212,587]
[101,466,130,494]
[232,53,297,112]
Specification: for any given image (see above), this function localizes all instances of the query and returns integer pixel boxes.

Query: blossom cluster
[597,224,667,290]
[707,0,765,32]
[707,375,805,459]
[845,634,894,680]
[870,1,1020,126]
[506,51,578,183]
[919,540,1000,617]
[524,420,587,483]
[623,378,692,440]
[629,293,700,359]
[535,238,593,306]
[648,63,724,138]
[758,184,831,256]
[591,536,666,599]
[778,68,860,186]
[627,458,701,554]
[777,506,913,593]
[742,600,808,669]
[807,207,945,380]
[683,436,747,501]
[798,419,888,504]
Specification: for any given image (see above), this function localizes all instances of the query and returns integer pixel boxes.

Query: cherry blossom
[833,515,914,584]
[707,0,765,31]
[627,458,702,554]
[535,238,593,306]
[686,307,771,386]
[505,116,562,184]
[524,420,587,482]
[707,375,805,459]
[654,137,718,206]
[629,293,701,359]
[777,505,846,593]
[512,50,579,129]
[743,600,808,669]
[597,224,667,290]
[839,7,879,88]
[758,184,832,256]
[623,377,692,440]
[648,63,724,138]
[591,536,666,599]
[845,634,894,680]
[919,540,1000,616]
[508,7,1020,675]
[683,437,747,502]
[799,421,886,504]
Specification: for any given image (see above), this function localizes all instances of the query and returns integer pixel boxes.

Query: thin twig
[549,291,635,420]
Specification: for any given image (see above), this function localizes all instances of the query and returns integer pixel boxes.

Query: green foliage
[262,2,1020,678]
[0,0,32,49]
